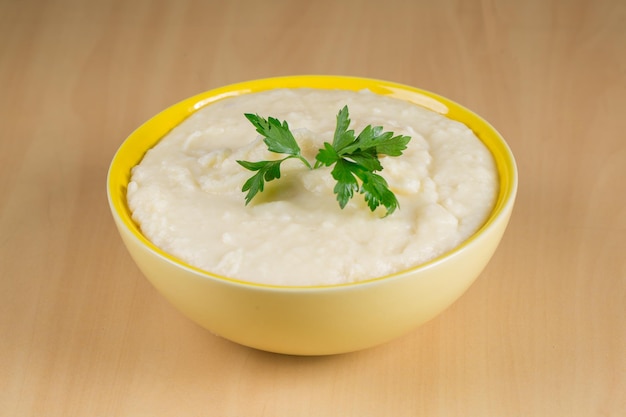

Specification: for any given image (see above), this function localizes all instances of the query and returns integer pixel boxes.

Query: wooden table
[2,0,624,415]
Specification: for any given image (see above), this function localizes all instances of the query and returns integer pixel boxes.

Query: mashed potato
[127,89,498,286]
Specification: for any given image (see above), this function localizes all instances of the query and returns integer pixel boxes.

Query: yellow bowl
[107,75,518,355]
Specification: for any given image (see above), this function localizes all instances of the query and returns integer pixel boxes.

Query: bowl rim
[107,74,518,291]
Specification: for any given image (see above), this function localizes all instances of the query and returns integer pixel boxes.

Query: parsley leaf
[237,160,283,205]
[244,113,302,156]
[332,105,356,151]
[329,159,360,209]
[237,105,411,216]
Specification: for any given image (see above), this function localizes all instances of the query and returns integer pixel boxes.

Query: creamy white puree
[127,89,498,286]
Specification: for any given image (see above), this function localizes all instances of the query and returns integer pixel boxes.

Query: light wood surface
[1,0,625,415]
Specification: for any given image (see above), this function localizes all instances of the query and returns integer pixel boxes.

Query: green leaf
[345,150,383,172]
[374,134,412,157]
[332,106,356,151]
[262,160,283,182]
[330,159,359,209]
[358,171,399,216]
[237,159,285,205]
[341,125,388,155]
[240,170,264,205]
[236,159,268,171]
[244,113,301,156]
[315,142,340,167]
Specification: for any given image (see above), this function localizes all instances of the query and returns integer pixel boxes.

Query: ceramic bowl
[107,75,517,355]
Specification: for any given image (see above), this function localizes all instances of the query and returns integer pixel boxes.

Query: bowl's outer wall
[108,75,518,355]
[113,203,512,355]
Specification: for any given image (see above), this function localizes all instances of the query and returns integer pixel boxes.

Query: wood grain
[1,0,624,415]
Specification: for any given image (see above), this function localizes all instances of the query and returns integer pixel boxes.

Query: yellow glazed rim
[107,75,518,290]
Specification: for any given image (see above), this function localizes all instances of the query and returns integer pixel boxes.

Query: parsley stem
[296,155,313,170]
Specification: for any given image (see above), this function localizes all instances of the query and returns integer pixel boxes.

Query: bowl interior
[107,75,518,289]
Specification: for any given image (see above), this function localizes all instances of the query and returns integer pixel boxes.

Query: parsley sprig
[237,113,312,205]
[236,106,411,216]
